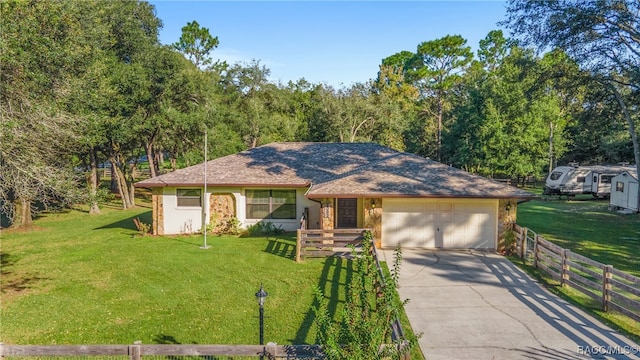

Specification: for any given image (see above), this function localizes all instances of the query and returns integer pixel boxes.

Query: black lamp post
[255,284,268,346]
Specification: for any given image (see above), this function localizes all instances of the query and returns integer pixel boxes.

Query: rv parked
[589,165,636,198]
[544,164,636,198]
[544,165,591,196]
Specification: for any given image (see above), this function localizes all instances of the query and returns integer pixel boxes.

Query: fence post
[519,227,526,259]
[129,341,141,360]
[602,265,612,312]
[533,235,540,269]
[296,229,302,263]
[561,249,570,287]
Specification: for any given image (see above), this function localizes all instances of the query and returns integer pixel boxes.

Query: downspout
[305,184,324,230]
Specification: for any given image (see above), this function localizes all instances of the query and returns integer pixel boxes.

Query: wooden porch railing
[295,228,371,263]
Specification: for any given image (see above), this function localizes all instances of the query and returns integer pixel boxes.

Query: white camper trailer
[610,171,639,212]
[545,164,636,198]
[544,165,593,196]
[588,165,636,198]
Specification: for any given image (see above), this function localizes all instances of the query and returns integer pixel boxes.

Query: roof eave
[306,193,537,199]
[134,181,312,189]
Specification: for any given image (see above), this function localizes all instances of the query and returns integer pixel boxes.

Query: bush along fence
[513,224,640,323]
[312,230,418,360]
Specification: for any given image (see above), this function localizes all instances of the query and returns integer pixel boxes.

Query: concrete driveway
[381,249,640,360]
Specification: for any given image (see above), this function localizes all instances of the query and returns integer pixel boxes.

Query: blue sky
[151,1,508,88]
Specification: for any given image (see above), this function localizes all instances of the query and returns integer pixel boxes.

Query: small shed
[610,171,639,212]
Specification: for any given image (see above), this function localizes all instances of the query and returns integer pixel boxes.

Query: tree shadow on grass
[0,252,49,295]
[153,333,181,344]
[291,256,353,344]
[93,211,152,232]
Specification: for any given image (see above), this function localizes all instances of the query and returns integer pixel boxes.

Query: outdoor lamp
[255,284,268,308]
[255,284,268,348]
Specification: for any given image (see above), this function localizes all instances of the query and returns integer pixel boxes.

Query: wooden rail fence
[295,228,371,262]
[513,224,640,322]
[0,343,324,359]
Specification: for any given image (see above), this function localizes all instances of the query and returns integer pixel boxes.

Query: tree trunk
[548,121,554,174]
[110,164,118,194]
[155,146,164,170]
[118,165,133,208]
[436,97,443,162]
[170,156,177,172]
[129,182,136,208]
[145,142,157,178]
[12,198,33,228]
[109,157,134,209]
[89,148,101,215]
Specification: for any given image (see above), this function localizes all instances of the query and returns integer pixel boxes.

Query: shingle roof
[135,142,535,199]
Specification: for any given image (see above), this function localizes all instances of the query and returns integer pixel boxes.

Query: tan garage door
[381,199,497,249]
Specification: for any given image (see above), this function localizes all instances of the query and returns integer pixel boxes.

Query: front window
[246,189,296,219]
[616,182,624,192]
[550,171,563,181]
[177,189,201,207]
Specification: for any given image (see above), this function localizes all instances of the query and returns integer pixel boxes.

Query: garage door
[381,199,497,249]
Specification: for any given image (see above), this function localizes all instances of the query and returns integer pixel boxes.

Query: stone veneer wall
[152,188,164,235]
[209,193,236,233]
[320,198,334,230]
[497,198,517,251]
[363,198,382,248]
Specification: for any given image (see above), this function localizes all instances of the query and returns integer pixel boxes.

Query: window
[577,176,585,183]
[550,171,563,181]
[601,175,614,184]
[616,182,624,192]
[177,189,201,207]
[246,189,296,219]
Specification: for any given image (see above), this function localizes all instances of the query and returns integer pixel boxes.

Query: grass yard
[515,193,640,341]
[517,194,639,276]
[1,203,353,345]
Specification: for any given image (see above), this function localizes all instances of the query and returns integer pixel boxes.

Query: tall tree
[504,0,640,206]
[173,20,219,68]
[1,0,92,225]
[385,36,473,160]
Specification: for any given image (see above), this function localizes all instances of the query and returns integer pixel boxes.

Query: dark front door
[336,198,357,228]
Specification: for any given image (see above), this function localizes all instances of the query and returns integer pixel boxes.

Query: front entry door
[336,198,357,228]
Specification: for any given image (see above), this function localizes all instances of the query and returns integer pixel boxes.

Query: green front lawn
[1,204,352,345]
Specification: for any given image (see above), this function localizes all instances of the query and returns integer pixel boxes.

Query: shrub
[502,229,517,256]
[246,221,285,236]
[132,217,151,236]
[313,231,420,359]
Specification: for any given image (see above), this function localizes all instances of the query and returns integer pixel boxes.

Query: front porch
[295,197,382,262]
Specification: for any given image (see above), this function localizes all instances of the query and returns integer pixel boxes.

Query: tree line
[1,0,638,227]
